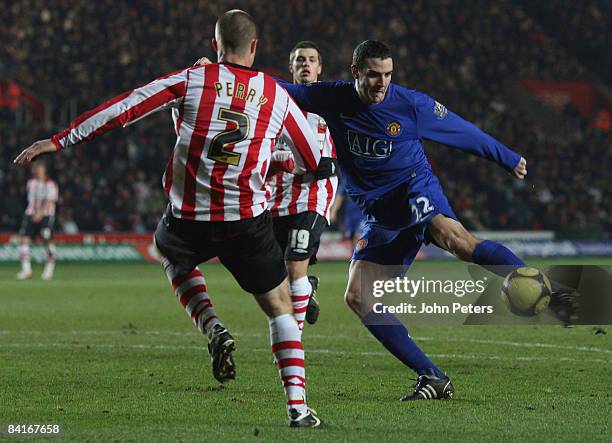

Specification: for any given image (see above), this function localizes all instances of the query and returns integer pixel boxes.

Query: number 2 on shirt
[208,108,250,166]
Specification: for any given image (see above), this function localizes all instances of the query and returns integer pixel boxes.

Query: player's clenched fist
[513,156,527,179]
[14,139,57,166]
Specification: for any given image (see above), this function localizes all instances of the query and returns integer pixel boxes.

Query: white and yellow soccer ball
[501,267,552,316]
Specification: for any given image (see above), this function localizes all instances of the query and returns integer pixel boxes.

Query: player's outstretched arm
[414,92,524,175]
[19,69,189,160]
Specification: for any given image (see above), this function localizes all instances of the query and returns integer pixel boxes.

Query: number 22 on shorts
[411,196,434,223]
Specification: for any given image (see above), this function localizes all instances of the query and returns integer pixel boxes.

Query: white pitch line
[0,342,610,364]
[0,342,206,351]
[416,336,612,354]
[0,330,610,355]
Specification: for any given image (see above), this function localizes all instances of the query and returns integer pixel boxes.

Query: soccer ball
[501,267,552,316]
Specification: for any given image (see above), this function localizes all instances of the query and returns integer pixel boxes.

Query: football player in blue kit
[280,40,575,401]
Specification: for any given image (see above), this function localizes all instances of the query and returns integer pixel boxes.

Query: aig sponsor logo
[347,130,393,158]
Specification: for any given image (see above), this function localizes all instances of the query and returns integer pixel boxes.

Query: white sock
[20,244,31,272]
[269,313,307,413]
[290,276,312,332]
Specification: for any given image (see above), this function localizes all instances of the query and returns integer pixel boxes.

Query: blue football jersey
[280,81,521,210]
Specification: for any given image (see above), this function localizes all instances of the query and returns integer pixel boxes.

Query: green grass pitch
[0,260,610,442]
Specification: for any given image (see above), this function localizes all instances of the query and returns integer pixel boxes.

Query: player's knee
[344,286,361,314]
[255,279,293,318]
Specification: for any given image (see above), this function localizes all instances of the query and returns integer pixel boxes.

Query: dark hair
[289,41,322,64]
[215,9,258,54]
[352,40,391,70]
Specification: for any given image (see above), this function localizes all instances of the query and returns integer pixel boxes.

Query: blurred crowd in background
[1,0,610,238]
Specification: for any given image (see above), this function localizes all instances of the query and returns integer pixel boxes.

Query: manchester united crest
[386,121,401,136]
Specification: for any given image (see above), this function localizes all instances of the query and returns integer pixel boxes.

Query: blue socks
[362,311,445,378]
[473,240,561,292]
[472,240,526,278]
[360,240,551,379]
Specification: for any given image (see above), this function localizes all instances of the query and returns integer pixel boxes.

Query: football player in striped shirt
[14,10,322,428]
[266,41,338,331]
[16,162,58,281]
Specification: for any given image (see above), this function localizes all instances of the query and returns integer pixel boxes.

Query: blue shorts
[352,172,457,266]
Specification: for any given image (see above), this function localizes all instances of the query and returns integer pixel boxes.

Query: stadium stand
[519,0,611,82]
[1,0,610,238]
